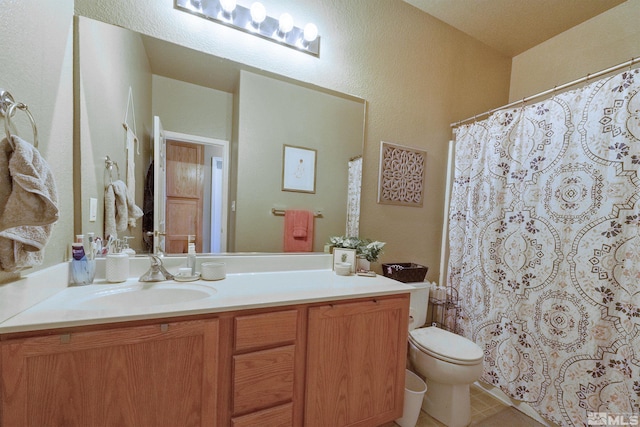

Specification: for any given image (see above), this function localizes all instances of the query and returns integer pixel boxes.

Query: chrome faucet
[139,255,174,282]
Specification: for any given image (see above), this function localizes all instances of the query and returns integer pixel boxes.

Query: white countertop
[0,256,413,334]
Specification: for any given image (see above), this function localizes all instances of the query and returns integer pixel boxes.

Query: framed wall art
[333,248,356,273]
[377,141,427,207]
[282,144,317,193]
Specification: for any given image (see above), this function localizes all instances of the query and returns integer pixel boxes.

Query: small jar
[106,252,129,283]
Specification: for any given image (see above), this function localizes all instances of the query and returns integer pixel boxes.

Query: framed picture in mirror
[282,145,317,193]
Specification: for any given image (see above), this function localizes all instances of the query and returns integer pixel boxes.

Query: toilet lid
[409,326,483,365]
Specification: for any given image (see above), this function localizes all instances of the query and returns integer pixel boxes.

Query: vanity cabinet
[0,319,219,427]
[1,294,409,427]
[305,296,409,427]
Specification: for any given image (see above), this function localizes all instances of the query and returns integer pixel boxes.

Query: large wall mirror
[76,16,365,255]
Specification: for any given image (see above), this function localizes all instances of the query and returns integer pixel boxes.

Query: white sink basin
[69,282,217,310]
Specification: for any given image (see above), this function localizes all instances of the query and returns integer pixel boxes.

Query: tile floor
[394,384,541,427]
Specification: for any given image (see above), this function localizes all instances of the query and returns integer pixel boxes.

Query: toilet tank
[407,281,430,330]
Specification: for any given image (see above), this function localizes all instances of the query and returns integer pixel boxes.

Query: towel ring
[104,156,120,186]
[1,92,39,149]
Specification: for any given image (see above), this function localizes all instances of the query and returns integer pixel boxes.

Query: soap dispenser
[121,236,136,257]
[106,239,129,283]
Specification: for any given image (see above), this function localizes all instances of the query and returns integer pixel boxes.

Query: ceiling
[403,0,626,57]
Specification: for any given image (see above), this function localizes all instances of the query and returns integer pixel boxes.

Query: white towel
[125,127,138,204]
[0,136,59,272]
[104,179,143,239]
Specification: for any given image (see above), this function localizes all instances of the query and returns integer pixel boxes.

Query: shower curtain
[448,68,640,426]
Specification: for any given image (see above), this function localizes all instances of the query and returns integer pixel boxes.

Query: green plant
[328,236,386,262]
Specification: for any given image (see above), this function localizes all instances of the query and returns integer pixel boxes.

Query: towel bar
[271,208,323,218]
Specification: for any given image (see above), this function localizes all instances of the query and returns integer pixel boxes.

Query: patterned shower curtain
[346,156,362,237]
[448,68,640,426]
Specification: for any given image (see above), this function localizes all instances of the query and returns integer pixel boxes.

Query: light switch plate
[89,197,97,222]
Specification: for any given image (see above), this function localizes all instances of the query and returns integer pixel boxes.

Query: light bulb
[220,0,236,14]
[278,13,294,34]
[250,2,266,24]
[303,23,318,42]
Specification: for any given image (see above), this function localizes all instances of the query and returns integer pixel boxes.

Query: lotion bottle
[187,242,196,276]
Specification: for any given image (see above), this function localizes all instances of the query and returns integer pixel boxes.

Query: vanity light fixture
[174,0,320,56]
[219,0,236,21]
[276,13,294,38]
[249,2,266,30]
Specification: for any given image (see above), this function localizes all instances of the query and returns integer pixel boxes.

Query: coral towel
[283,210,314,252]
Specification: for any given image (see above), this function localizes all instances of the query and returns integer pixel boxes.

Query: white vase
[356,256,371,271]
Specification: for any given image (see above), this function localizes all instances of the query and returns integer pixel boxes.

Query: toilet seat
[409,326,483,365]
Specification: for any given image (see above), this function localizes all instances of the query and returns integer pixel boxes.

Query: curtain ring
[586,73,591,83]
[4,102,39,149]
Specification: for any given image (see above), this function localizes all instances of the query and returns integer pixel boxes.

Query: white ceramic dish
[335,262,352,276]
[201,262,226,281]
[174,274,201,282]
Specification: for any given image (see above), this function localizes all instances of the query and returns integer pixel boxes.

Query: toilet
[406,282,484,427]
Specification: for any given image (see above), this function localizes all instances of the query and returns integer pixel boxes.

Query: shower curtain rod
[450,56,640,128]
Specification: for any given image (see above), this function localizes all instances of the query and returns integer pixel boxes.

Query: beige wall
[77,16,152,251]
[235,70,364,252]
[0,0,74,282]
[74,0,511,281]
[510,1,640,102]
[152,75,233,141]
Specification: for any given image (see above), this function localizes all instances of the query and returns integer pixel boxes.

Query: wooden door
[305,296,409,427]
[1,319,219,427]
[152,116,167,254]
[166,140,204,253]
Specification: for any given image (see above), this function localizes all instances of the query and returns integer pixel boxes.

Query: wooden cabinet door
[305,296,409,427]
[1,319,218,427]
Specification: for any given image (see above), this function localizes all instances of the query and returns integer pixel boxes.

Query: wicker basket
[381,263,428,283]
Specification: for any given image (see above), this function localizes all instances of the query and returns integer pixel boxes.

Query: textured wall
[510,1,640,102]
[0,0,74,281]
[73,0,511,280]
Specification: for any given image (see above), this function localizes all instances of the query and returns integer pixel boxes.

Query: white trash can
[395,369,427,427]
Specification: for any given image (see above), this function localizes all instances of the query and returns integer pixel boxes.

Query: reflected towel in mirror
[284,210,314,252]
[104,179,142,239]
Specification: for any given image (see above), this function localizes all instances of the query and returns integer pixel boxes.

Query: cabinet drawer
[233,345,295,415]
[234,309,298,352]
[231,402,293,427]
